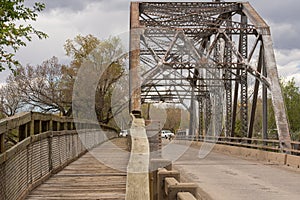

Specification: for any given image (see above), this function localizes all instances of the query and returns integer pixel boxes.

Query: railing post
[0,133,4,153]
[157,168,180,200]
[150,159,172,200]
[49,119,53,131]
[48,132,53,172]
[30,119,34,136]
[0,121,6,153]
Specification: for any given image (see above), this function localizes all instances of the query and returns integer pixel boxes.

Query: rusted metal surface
[242,2,292,150]
[242,2,270,35]
[129,2,143,112]
[262,35,292,150]
[129,1,292,149]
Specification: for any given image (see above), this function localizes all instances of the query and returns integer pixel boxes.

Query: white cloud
[275,49,300,86]
[0,70,11,83]
[14,1,130,67]
[0,83,5,88]
[275,49,300,66]
[1,0,300,86]
[285,74,300,86]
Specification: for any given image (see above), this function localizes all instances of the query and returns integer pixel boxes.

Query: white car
[119,130,128,137]
[161,130,175,139]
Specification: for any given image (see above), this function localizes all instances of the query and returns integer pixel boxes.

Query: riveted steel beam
[130,1,291,151]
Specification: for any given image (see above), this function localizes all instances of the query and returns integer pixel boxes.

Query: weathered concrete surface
[171,143,300,200]
[126,117,150,200]
[286,154,300,168]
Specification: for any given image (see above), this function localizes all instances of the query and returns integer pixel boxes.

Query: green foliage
[291,131,300,141]
[0,0,47,71]
[0,112,4,119]
[281,78,300,132]
[64,34,101,68]
[64,34,125,124]
[266,78,300,140]
[234,119,243,137]
[164,107,182,133]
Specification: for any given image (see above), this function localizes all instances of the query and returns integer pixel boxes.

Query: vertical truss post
[205,93,212,136]
[231,70,239,137]
[262,47,268,142]
[248,43,263,140]
[224,18,232,137]
[213,38,223,137]
[198,96,204,139]
[239,13,248,137]
[262,35,292,150]
[129,2,142,113]
[242,2,291,150]
[189,83,196,137]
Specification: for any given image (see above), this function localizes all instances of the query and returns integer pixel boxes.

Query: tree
[64,34,126,123]
[64,34,101,69]
[281,78,300,133]
[0,74,24,116]
[0,0,47,71]
[164,107,182,133]
[10,56,72,115]
[265,78,300,140]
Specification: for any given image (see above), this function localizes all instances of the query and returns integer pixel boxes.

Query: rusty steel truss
[129,1,292,150]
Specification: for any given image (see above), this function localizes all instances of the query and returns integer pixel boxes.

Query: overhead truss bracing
[129,1,292,150]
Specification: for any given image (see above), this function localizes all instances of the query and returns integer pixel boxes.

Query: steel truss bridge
[1,1,299,200]
[129,0,292,150]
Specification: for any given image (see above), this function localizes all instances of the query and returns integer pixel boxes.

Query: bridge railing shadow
[0,112,117,200]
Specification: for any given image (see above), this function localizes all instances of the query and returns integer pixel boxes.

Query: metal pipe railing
[175,135,300,155]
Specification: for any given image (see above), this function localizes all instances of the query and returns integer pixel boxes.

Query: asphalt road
[162,141,300,200]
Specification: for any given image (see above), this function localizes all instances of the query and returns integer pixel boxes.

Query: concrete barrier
[165,177,197,200]
[188,140,289,166]
[286,154,300,168]
[156,167,198,200]
[267,151,286,165]
[177,192,197,200]
[126,116,150,200]
[150,159,172,200]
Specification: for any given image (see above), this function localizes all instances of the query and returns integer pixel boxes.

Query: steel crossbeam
[129,1,292,150]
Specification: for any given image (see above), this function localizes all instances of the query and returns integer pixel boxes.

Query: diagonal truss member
[129,1,292,151]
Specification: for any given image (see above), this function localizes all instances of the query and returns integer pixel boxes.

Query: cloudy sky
[1,0,300,85]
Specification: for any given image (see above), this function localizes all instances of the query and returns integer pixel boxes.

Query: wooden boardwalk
[26,138,130,200]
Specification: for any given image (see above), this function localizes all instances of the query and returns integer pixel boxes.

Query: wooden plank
[26,138,129,200]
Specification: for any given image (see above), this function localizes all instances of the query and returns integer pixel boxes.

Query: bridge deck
[170,141,300,200]
[26,138,130,200]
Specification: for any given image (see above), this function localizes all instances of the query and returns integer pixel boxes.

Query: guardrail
[149,159,198,200]
[175,135,300,155]
[0,112,118,200]
[0,112,112,153]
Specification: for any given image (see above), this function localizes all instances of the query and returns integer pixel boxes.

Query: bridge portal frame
[129,1,291,150]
